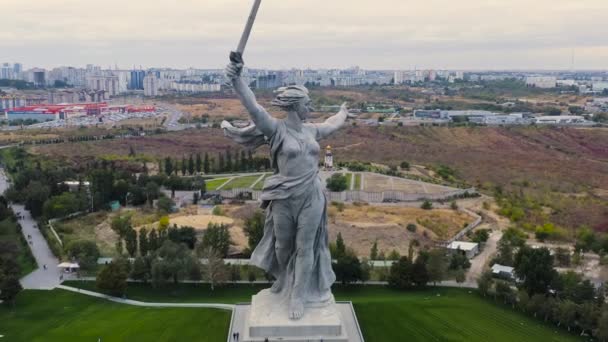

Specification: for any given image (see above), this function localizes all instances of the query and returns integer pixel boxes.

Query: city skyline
[2,0,608,70]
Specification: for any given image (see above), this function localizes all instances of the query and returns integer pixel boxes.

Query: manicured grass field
[205,178,230,191]
[221,175,262,190]
[59,282,581,342]
[252,173,271,190]
[0,290,230,342]
[344,172,352,190]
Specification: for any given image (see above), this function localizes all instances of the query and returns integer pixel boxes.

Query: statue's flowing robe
[222,120,336,302]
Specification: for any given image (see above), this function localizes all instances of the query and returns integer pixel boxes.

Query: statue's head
[271,85,313,120]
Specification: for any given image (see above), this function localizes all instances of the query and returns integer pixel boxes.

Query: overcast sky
[2,0,607,70]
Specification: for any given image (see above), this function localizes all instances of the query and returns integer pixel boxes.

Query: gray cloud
[1,0,607,69]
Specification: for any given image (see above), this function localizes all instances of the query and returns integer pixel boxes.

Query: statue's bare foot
[270,279,284,293]
[289,297,304,320]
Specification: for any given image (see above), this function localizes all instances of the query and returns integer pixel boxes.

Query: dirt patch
[94,218,119,257]
[363,173,455,193]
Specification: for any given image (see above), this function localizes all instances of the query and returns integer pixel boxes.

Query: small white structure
[57,262,80,273]
[447,241,479,259]
[324,145,334,170]
[491,264,515,280]
[61,180,90,192]
[534,115,588,125]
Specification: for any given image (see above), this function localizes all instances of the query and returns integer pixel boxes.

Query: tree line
[158,150,270,176]
[478,227,608,339]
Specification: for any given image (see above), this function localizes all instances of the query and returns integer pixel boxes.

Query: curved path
[57,285,234,311]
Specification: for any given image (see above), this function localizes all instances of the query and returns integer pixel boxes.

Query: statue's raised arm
[225,53,277,137]
[311,102,354,140]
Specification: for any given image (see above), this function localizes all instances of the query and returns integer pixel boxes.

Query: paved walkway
[56,285,234,310]
[0,169,62,290]
[467,229,503,284]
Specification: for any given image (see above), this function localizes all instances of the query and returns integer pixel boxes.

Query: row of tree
[159,150,271,176]
[0,199,25,306]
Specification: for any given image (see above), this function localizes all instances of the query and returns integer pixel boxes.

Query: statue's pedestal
[229,289,364,342]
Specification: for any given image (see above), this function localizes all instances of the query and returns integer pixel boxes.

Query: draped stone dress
[222,120,336,305]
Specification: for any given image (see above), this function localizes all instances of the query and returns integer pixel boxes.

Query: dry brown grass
[29,125,608,230]
[333,204,473,240]
[0,132,60,142]
[363,173,455,193]
[324,203,475,257]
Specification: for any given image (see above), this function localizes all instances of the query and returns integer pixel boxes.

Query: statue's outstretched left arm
[314,103,353,139]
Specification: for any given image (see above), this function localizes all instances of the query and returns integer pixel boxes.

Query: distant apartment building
[256,74,281,89]
[113,70,131,93]
[13,63,22,76]
[526,76,557,88]
[129,70,146,90]
[86,75,119,98]
[394,71,405,85]
[48,67,87,87]
[143,73,159,97]
[1,63,14,79]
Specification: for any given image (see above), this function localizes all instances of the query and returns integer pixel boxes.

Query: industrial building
[4,103,155,122]
[469,113,531,125]
[533,115,591,125]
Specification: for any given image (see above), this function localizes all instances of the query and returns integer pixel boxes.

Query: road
[0,168,62,290]
[467,229,503,284]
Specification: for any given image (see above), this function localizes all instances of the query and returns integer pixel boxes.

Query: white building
[469,113,530,125]
[1,63,14,80]
[534,115,588,125]
[491,264,515,280]
[143,72,159,97]
[394,71,405,85]
[324,145,333,170]
[526,76,557,89]
[447,241,479,259]
[113,70,131,94]
[86,74,119,97]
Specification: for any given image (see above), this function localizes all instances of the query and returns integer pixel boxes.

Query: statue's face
[296,96,313,120]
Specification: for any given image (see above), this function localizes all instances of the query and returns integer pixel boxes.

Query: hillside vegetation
[30,126,608,235]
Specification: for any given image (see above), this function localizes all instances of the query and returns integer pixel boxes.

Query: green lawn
[0,290,230,342]
[221,175,262,190]
[60,283,581,342]
[205,178,230,191]
[354,173,362,190]
[344,172,352,190]
[252,173,271,190]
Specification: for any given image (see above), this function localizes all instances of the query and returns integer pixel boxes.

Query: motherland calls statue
[223,54,354,320]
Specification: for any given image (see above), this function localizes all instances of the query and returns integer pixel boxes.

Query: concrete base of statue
[228,289,364,342]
